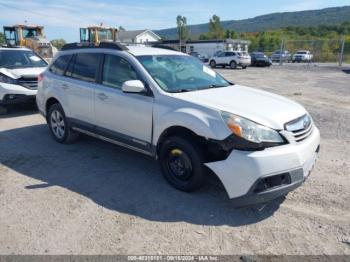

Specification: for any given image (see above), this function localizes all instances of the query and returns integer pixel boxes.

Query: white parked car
[292,50,313,63]
[209,51,251,69]
[0,47,47,113]
[36,43,320,207]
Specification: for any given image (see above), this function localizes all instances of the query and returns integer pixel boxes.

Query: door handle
[97,92,108,101]
[61,83,69,90]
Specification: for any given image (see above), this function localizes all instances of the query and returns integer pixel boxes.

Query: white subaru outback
[36,42,320,207]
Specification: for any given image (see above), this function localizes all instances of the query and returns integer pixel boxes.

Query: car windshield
[254,53,265,57]
[0,50,47,69]
[137,55,231,93]
[297,51,307,54]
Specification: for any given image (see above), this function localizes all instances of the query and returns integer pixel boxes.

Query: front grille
[285,115,314,143]
[291,124,314,142]
[18,77,38,90]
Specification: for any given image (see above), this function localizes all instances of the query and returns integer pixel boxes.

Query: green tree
[225,29,238,39]
[50,39,66,50]
[199,33,210,40]
[0,32,4,45]
[208,15,225,39]
[176,15,189,41]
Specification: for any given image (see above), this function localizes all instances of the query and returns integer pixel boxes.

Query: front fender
[153,106,231,145]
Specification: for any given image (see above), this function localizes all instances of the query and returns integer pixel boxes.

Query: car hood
[0,67,45,79]
[172,85,307,130]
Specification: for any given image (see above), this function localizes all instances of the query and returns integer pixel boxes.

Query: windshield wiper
[170,88,197,93]
[199,84,229,90]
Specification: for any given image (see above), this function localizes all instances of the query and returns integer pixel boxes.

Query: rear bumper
[205,127,320,206]
[238,60,251,66]
[253,60,272,66]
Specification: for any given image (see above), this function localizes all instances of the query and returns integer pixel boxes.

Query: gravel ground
[0,65,349,255]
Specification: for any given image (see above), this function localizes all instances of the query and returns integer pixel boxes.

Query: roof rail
[61,42,128,51]
[151,44,177,51]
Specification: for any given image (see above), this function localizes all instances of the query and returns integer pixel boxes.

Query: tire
[159,136,204,192]
[242,65,247,69]
[230,60,237,69]
[47,103,79,143]
[209,60,216,68]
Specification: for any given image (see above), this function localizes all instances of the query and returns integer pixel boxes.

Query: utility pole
[339,37,345,68]
[279,39,285,66]
[179,25,181,52]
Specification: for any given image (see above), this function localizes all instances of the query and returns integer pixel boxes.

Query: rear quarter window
[49,55,71,75]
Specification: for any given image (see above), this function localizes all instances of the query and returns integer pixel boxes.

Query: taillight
[38,73,44,82]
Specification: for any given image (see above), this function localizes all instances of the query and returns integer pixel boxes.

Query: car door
[215,51,226,64]
[63,53,103,126]
[94,54,154,153]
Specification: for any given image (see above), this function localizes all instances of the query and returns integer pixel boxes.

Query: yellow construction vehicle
[3,24,56,61]
[80,26,118,44]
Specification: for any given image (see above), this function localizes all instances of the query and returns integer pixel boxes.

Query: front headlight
[221,111,284,144]
[0,73,18,85]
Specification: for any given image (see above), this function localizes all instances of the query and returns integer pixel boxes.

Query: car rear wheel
[209,60,216,68]
[230,61,237,69]
[159,136,204,192]
[242,65,247,69]
[48,103,79,143]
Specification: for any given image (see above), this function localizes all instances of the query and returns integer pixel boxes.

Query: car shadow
[0,124,285,226]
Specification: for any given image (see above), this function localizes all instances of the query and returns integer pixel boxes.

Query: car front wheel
[209,60,216,68]
[48,103,78,143]
[159,136,204,192]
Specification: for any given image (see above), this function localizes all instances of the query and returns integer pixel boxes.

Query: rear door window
[49,55,71,75]
[71,53,102,82]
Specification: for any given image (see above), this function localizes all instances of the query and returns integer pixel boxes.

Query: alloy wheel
[50,110,65,139]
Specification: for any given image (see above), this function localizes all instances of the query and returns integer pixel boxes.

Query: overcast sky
[0,0,349,42]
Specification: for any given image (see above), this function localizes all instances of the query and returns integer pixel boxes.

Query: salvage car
[292,50,313,63]
[0,47,47,113]
[209,51,251,69]
[250,52,272,67]
[271,50,292,63]
[36,42,320,206]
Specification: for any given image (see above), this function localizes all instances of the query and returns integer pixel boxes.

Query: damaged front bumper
[205,126,320,207]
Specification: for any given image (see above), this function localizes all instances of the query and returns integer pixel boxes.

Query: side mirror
[122,80,146,93]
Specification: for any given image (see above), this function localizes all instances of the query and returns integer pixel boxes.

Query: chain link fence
[278,39,347,67]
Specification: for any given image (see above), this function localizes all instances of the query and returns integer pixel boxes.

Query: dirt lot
[0,65,349,255]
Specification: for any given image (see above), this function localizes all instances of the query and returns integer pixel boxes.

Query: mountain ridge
[155,6,350,39]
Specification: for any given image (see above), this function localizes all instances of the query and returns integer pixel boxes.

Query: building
[117,29,161,44]
[151,39,251,58]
